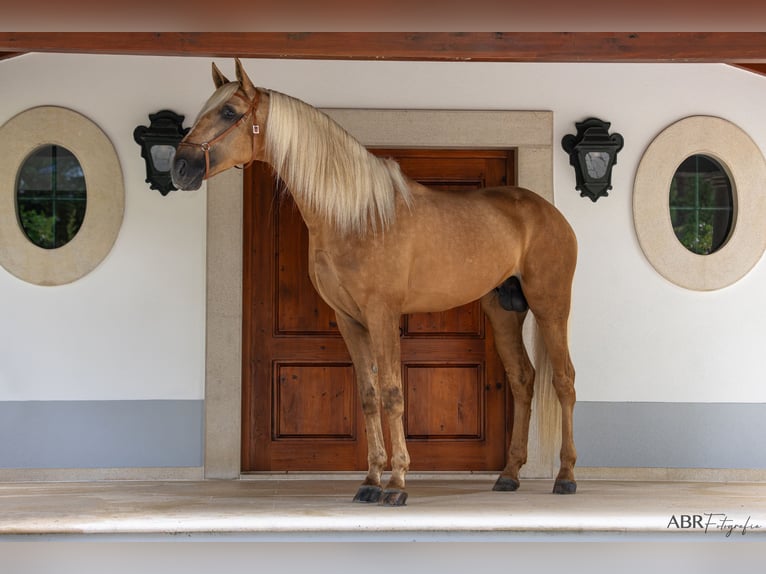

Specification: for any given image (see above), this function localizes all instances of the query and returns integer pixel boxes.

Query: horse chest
[309,248,370,319]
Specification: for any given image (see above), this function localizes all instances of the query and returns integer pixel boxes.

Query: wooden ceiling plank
[2,32,766,63]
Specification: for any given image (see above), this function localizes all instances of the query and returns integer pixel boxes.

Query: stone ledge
[2,478,765,541]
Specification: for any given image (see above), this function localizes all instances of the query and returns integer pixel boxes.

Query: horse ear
[212,62,229,88]
[234,58,256,97]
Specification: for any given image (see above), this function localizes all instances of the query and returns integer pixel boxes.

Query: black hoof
[552,479,577,494]
[492,476,520,492]
[353,484,383,503]
[378,489,408,506]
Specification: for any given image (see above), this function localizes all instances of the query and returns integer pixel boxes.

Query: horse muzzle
[171,149,205,191]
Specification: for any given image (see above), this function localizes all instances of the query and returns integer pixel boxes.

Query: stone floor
[2,476,766,541]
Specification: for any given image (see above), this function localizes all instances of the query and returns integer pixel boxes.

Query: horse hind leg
[523,274,577,494]
[536,314,577,494]
[481,290,535,492]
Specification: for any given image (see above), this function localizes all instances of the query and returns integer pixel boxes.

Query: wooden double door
[242,148,515,472]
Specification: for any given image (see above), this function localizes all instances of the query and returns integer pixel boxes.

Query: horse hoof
[552,480,577,495]
[353,485,383,503]
[378,489,408,507]
[492,476,520,491]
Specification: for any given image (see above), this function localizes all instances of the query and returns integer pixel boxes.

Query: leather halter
[177,91,260,179]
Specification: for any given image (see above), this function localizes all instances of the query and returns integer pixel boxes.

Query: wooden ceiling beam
[732,63,766,77]
[2,32,766,63]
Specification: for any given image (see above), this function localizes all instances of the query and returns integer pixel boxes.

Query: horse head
[172,59,266,190]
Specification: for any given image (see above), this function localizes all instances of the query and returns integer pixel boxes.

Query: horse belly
[401,270,506,313]
[402,238,519,314]
[397,197,530,313]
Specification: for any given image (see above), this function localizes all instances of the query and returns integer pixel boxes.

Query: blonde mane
[264,90,412,235]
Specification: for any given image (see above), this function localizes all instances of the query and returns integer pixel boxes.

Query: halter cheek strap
[177,91,260,179]
[236,123,260,171]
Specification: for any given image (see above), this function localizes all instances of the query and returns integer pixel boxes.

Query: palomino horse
[172,60,578,506]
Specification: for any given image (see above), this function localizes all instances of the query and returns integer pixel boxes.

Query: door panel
[273,363,356,439]
[404,304,483,337]
[405,364,484,439]
[276,203,340,335]
[242,148,515,472]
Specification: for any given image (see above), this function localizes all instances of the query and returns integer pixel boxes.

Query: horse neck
[284,187,331,236]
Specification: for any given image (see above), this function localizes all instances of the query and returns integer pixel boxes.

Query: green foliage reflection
[15,145,87,250]
[669,155,733,255]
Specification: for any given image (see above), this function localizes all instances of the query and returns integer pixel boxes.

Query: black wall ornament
[133,110,190,196]
[562,118,624,202]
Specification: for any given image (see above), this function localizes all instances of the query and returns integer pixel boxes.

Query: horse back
[480,185,577,249]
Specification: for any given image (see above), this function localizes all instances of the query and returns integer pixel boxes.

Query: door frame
[203,109,555,479]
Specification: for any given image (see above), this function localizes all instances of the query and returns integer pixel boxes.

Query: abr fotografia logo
[667,514,763,537]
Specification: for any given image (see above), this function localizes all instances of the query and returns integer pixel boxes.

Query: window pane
[669,155,733,255]
[56,152,86,193]
[15,145,87,250]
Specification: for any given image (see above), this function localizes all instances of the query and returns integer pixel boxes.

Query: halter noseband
[177,91,260,179]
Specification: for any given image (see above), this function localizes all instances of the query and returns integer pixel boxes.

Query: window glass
[16,145,87,249]
[669,154,733,255]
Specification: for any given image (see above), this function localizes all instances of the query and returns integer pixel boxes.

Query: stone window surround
[633,115,766,291]
[0,106,124,286]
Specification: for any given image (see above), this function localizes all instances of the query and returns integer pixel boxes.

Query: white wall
[0,55,209,401]
[2,54,766,469]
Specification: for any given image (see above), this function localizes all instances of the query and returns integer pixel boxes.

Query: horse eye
[221,106,237,120]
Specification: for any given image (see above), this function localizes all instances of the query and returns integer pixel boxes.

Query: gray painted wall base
[0,401,203,469]
[1,400,765,472]
[574,402,766,469]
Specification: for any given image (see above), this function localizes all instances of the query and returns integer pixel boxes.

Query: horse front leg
[368,310,410,506]
[336,313,387,503]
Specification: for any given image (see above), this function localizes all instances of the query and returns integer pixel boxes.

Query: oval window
[16,145,87,249]
[669,154,733,255]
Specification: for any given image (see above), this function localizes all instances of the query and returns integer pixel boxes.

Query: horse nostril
[175,158,187,177]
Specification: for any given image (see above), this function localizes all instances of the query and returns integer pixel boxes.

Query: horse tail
[531,317,561,475]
